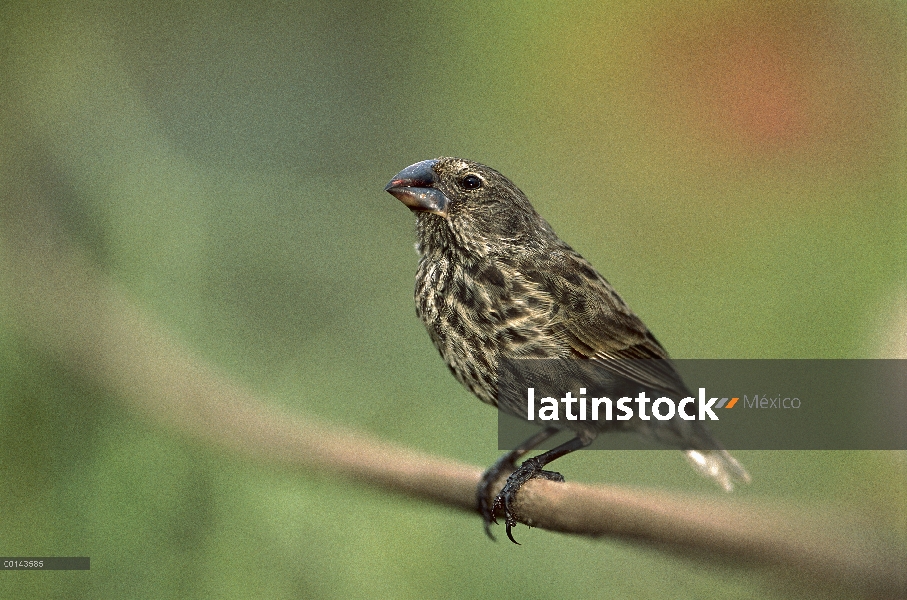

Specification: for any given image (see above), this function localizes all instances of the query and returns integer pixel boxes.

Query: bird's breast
[414,255,566,406]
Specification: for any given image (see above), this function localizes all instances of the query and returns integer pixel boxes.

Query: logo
[525,387,748,422]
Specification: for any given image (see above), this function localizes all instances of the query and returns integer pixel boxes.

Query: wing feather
[521,247,690,398]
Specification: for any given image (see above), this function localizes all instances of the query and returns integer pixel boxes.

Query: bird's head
[385,157,553,257]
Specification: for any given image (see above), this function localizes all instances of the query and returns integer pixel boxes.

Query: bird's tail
[684,448,751,492]
[637,415,751,491]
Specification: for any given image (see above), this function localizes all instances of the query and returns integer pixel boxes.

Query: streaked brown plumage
[386,157,749,543]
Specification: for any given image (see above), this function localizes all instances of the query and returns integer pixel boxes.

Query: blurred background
[1,1,905,598]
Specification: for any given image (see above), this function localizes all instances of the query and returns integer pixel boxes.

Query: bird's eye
[460,174,483,190]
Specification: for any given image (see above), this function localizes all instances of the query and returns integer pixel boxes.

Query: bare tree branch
[2,138,904,600]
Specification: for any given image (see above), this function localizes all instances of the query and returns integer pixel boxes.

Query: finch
[385,157,749,543]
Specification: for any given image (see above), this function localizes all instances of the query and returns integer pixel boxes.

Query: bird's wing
[520,248,691,398]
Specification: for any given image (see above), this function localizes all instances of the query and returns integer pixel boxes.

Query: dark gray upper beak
[385,159,449,217]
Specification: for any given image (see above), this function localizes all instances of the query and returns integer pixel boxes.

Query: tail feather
[685,449,751,491]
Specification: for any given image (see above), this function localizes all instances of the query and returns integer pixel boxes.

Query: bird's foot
[477,455,518,541]
[491,458,564,544]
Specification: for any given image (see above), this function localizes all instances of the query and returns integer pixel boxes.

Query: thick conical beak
[385,159,449,217]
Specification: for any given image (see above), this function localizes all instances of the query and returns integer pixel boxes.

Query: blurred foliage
[1,0,906,598]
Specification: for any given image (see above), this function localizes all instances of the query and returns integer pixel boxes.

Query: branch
[2,140,904,600]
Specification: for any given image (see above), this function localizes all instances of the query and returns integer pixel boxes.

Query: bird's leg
[477,426,560,540]
[492,435,591,544]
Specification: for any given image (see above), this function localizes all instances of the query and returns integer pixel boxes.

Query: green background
[2,1,905,598]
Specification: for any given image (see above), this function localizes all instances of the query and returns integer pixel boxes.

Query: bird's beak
[385,159,449,217]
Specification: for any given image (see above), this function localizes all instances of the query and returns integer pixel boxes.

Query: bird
[385,157,749,543]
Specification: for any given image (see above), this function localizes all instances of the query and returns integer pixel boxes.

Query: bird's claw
[477,456,517,541]
[488,460,565,544]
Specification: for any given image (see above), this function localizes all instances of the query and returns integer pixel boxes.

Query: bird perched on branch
[385,157,749,543]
